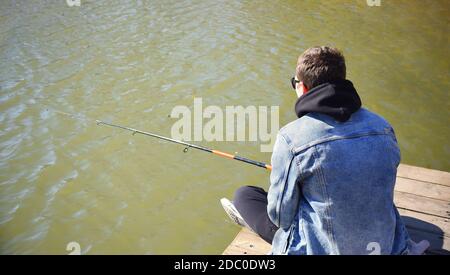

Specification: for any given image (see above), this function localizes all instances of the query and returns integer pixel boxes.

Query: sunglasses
[291,77,300,90]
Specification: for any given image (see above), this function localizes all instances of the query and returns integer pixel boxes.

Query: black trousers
[233,185,279,244]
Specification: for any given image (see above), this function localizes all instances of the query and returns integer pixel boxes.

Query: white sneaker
[220,198,251,229]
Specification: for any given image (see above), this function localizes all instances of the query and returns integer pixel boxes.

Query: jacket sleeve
[267,133,300,229]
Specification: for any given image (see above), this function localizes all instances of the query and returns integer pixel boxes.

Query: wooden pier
[223,164,450,255]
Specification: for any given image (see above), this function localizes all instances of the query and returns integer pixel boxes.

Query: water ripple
[0,0,448,254]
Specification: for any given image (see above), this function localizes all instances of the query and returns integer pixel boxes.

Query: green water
[0,0,448,254]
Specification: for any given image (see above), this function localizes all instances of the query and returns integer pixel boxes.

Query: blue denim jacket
[267,108,411,255]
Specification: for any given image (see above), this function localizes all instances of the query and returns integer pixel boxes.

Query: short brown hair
[296,46,346,89]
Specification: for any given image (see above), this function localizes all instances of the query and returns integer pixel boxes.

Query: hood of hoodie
[294,79,362,122]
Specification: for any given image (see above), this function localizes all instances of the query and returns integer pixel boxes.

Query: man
[221,46,429,255]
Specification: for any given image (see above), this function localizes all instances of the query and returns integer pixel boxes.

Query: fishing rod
[52,109,271,170]
[95,120,272,171]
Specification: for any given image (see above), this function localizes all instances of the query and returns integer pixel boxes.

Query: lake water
[0,0,448,254]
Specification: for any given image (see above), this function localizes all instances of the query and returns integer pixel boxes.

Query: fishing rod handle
[234,155,272,170]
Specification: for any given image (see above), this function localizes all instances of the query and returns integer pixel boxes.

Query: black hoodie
[294,79,362,122]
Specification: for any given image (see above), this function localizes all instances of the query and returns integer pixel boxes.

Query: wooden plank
[397,164,450,186]
[225,227,450,255]
[223,228,271,255]
[395,177,450,201]
[394,191,450,218]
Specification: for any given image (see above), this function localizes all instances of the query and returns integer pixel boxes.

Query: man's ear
[300,82,309,95]
[296,82,308,97]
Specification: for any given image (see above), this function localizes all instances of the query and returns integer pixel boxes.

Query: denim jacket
[267,108,411,255]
